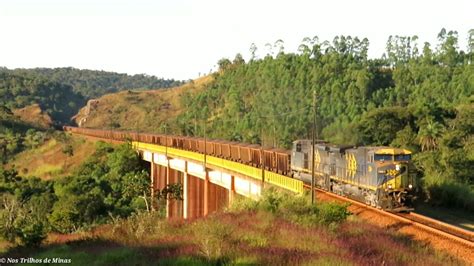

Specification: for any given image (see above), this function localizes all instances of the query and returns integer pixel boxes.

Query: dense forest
[177,29,474,211]
[0,67,184,99]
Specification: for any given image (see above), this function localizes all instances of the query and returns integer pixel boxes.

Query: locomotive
[63,126,417,211]
[291,140,416,211]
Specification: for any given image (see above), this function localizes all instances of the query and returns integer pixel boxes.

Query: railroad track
[303,184,474,249]
[397,212,474,244]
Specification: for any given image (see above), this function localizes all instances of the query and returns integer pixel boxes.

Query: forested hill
[175,29,473,211]
[0,67,184,99]
[0,72,85,124]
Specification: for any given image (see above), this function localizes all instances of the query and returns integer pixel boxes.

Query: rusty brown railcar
[196,138,206,153]
[172,136,180,148]
[137,133,146,143]
[65,126,295,177]
[238,144,249,163]
[274,149,291,175]
[248,145,262,167]
[155,135,165,146]
[211,140,223,158]
[236,144,252,164]
[221,141,236,160]
[163,135,172,147]
[205,140,215,155]
[262,149,277,170]
[149,134,158,144]
[230,143,241,161]
[146,133,155,143]
[184,137,199,152]
[175,136,185,149]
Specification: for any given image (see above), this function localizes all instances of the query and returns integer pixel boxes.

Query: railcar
[248,145,262,167]
[238,144,252,164]
[274,149,291,175]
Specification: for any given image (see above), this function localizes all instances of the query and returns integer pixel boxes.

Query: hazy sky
[0,0,472,80]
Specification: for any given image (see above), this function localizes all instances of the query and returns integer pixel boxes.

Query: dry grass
[73,75,213,133]
[1,208,463,265]
[12,104,53,129]
[7,135,97,179]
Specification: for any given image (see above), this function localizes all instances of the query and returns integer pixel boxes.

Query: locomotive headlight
[395,164,400,171]
[388,185,392,189]
[408,184,413,189]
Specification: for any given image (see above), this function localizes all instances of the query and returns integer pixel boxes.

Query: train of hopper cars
[64,126,417,211]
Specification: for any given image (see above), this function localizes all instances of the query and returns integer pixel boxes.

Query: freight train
[63,126,417,211]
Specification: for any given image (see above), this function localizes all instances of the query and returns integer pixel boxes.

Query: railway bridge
[135,141,303,218]
[66,127,304,219]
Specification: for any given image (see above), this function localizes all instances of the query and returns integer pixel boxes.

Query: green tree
[417,119,445,151]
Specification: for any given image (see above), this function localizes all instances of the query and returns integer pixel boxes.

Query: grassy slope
[12,104,53,129]
[2,211,461,266]
[73,75,212,133]
[7,134,97,179]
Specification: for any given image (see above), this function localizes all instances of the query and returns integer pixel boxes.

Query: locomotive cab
[370,148,417,211]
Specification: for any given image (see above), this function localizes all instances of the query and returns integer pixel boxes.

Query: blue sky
[0,0,472,80]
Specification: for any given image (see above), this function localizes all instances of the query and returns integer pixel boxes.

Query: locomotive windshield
[374,154,393,161]
[394,154,411,161]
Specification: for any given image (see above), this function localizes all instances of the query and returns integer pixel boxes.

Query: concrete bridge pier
[149,159,236,219]
[185,163,235,219]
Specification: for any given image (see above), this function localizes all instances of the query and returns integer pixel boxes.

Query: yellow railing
[206,156,262,180]
[132,141,303,194]
[265,171,304,194]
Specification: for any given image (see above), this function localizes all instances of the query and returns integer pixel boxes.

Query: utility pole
[260,127,265,187]
[311,90,317,204]
[135,120,140,149]
[204,120,207,167]
[164,124,168,158]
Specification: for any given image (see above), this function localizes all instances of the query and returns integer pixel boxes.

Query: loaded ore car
[274,149,291,175]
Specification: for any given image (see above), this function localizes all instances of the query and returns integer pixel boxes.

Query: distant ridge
[72,75,212,133]
[0,67,184,99]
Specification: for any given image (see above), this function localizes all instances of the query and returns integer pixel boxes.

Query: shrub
[16,220,47,247]
[192,216,234,262]
[0,194,47,247]
[108,211,165,245]
[425,181,474,212]
[229,188,351,227]
[317,202,351,226]
[227,196,259,212]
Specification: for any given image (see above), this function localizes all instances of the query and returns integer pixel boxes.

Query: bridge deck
[133,141,304,194]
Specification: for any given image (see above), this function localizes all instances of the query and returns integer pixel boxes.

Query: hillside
[0,67,184,99]
[7,134,97,179]
[70,31,474,213]
[73,75,212,133]
[171,33,474,213]
[12,104,53,129]
[0,72,85,124]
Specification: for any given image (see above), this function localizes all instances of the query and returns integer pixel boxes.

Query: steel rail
[400,212,474,242]
[303,184,474,248]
